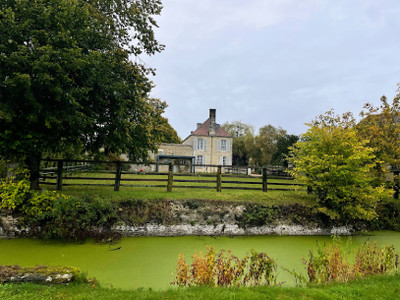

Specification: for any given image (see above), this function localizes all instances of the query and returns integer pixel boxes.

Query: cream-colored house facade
[182,109,232,171]
[152,109,233,173]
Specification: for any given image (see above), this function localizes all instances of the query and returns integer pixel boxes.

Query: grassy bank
[1,273,400,299]
[59,187,315,206]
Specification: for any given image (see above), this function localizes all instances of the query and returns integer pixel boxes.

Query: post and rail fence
[38,159,306,193]
[36,159,400,198]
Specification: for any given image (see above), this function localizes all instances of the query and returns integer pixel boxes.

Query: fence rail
[38,159,305,193]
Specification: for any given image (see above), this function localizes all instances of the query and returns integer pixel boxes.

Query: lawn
[1,273,400,299]
[39,171,314,206]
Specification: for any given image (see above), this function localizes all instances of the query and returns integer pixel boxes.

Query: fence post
[394,170,399,199]
[114,162,122,191]
[167,162,174,192]
[262,167,267,192]
[56,159,63,191]
[216,166,222,192]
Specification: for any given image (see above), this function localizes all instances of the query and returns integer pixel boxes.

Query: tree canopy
[0,0,169,188]
[222,121,254,166]
[222,121,297,167]
[357,92,400,183]
[288,111,390,221]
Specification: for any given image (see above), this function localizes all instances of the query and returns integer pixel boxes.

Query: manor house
[154,109,233,172]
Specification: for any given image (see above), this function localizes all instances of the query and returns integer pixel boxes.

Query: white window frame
[196,138,206,151]
[221,156,227,165]
[196,155,205,165]
[218,139,230,152]
[220,140,227,151]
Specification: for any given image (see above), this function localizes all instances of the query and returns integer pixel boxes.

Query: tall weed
[171,246,276,287]
[303,237,399,284]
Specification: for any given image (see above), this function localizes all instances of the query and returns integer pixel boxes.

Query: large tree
[271,134,299,167]
[0,0,165,188]
[222,121,254,166]
[358,91,400,184]
[247,125,286,167]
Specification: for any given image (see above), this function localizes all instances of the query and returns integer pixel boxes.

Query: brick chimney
[209,108,216,136]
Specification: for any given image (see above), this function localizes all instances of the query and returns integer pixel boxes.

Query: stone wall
[0,200,352,239]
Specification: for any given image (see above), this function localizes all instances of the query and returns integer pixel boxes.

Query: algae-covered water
[0,232,399,290]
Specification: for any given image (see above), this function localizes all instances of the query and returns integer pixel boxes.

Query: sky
[144,0,400,140]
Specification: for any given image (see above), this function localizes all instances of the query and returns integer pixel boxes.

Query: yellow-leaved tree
[288,110,391,221]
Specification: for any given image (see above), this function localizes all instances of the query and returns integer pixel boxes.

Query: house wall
[157,143,193,157]
[183,135,232,172]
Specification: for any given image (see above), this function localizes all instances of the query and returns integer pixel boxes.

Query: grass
[1,273,400,299]
[40,171,314,206]
[53,185,315,206]
[42,172,303,188]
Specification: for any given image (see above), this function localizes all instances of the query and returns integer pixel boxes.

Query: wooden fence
[39,159,306,193]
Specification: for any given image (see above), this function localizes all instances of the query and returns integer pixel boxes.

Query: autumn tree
[288,110,390,221]
[0,0,165,188]
[247,125,286,167]
[222,121,254,165]
[358,90,400,184]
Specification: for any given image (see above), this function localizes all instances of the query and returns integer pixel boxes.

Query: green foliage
[358,92,400,182]
[4,274,400,299]
[353,242,399,277]
[271,134,299,167]
[222,121,254,166]
[0,0,165,188]
[0,157,6,179]
[34,196,118,241]
[150,101,181,144]
[116,199,172,226]
[238,204,278,227]
[305,237,352,284]
[247,125,287,167]
[0,170,62,220]
[370,200,400,231]
[172,247,277,287]
[222,121,296,167]
[0,265,80,284]
[288,110,391,221]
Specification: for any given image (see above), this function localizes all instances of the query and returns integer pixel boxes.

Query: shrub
[171,247,277,287]
[353,242,399,277]
[303,237,399,284]
[36,195,118,241]
[238,204,278,227]
[305,237,351,284]
[0,169,63,221]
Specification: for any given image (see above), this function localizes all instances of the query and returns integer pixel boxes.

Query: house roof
[190,118,232,138]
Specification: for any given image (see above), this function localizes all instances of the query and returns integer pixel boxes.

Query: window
[196,155,204,165]
[222,156,227,165]
[218,139,229,151]
[220,140,227,151]
[220,156,229,165]
[196,138,206,150]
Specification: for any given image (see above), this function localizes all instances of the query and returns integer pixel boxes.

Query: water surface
[0,232,399,290]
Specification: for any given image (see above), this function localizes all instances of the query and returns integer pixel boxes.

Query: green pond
[0,232,399,290]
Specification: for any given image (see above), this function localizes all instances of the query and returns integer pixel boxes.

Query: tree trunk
[25,153,42,190]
